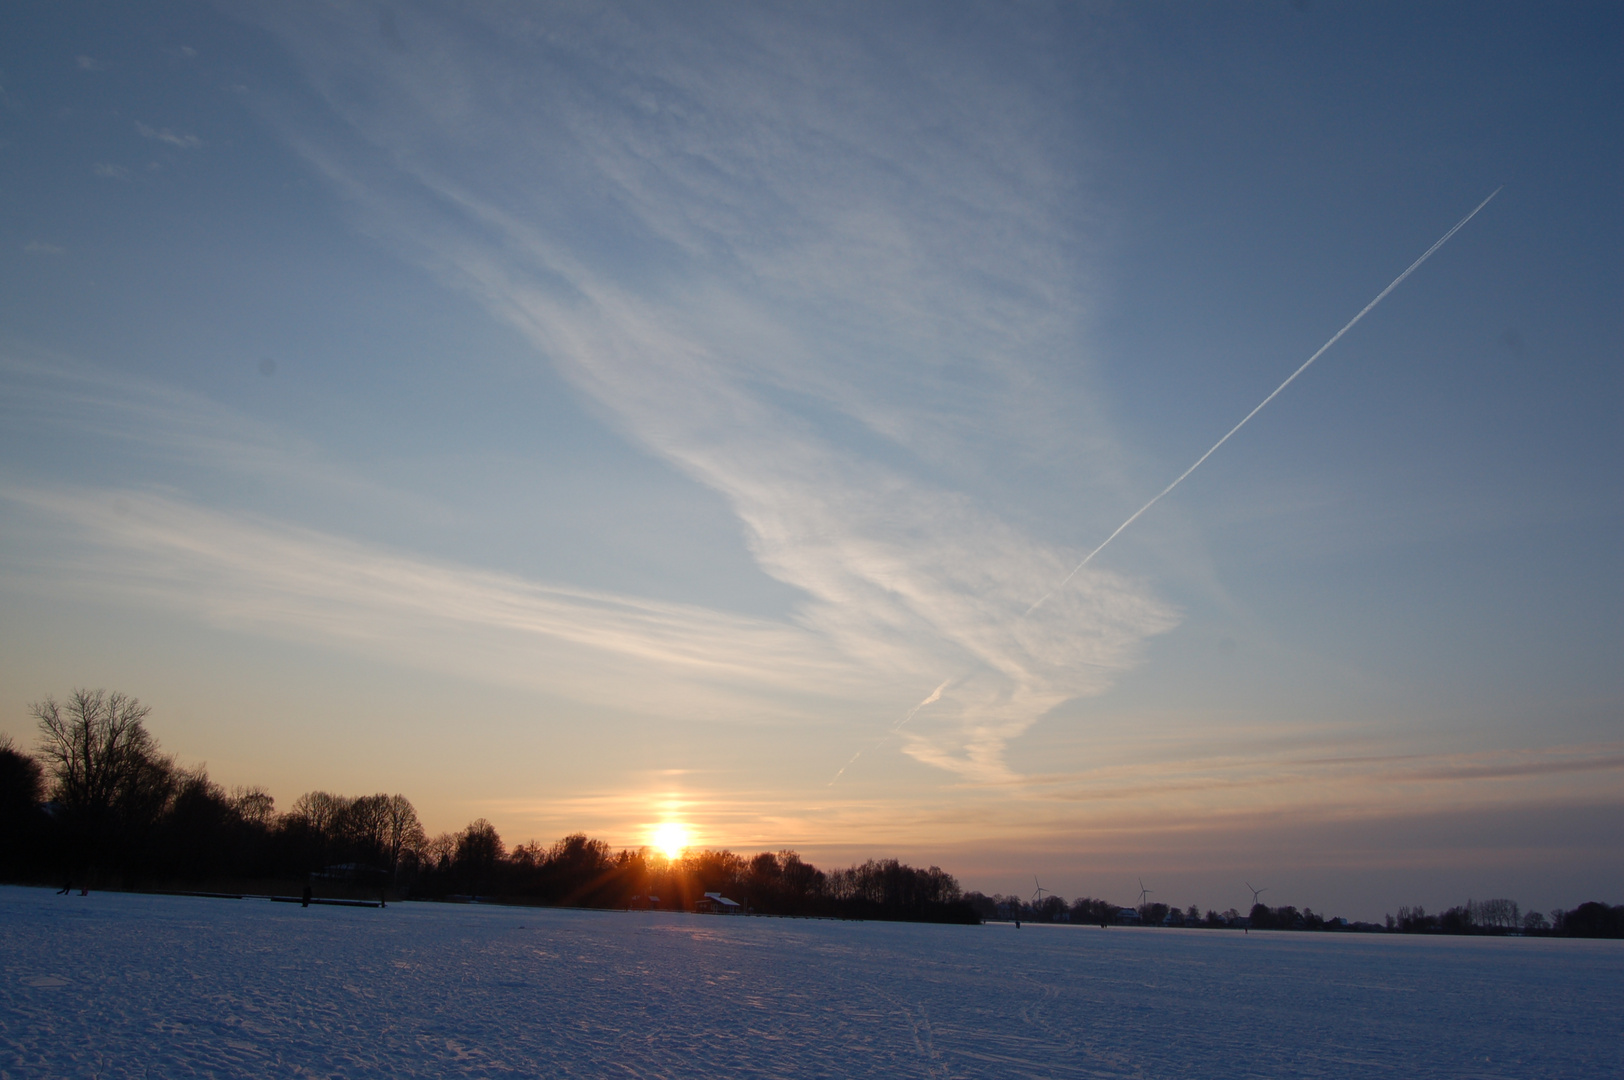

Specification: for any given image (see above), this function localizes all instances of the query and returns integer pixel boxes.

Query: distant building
[693,892,741,914]
[1116,907,1142,925]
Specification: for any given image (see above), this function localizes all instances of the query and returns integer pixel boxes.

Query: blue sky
[2,1,1619,918]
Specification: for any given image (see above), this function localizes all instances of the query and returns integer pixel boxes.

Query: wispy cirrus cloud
[0,481,873,718]
[0,356,387,502]
[136,121,202,149]
[1,352,1169,775]
[236,1,1174,782]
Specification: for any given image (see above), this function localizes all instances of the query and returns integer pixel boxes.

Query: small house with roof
[693,892,742,914]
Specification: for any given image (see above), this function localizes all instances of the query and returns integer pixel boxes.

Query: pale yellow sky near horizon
[4,621,1618,922]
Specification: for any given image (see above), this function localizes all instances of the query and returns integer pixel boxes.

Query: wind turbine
[1137,878,1152,910]
[1246,882,1267,907]
[1030,876,1048,908]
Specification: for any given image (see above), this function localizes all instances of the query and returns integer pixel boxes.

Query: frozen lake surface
[2,885,1620,1078]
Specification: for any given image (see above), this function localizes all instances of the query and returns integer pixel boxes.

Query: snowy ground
[2,886,1620,1078]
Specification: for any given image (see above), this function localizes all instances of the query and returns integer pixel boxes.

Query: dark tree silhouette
[455,818,504,896]
[1559,902,1624,938]
[0,734,46,875]
[33,690,157,813]
[155,767,240,880]
[380,794,427,882]
[32,689,176,878]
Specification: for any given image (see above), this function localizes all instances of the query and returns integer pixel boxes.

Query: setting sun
[651,822,691,860]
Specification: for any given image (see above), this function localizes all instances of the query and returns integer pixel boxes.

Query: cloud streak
[0,481,874,717]
[234,1,1178,781]
[136,121,202,149]
[0,355,417,515]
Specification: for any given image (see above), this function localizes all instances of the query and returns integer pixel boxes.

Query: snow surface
[2,885,1620,1078]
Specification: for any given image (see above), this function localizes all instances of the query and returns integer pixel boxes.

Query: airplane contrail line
[1025,186,1502,616]
[831,188,1502,784]
[896,680,949,729]
[828,747,866,785]
[827,679,951,785]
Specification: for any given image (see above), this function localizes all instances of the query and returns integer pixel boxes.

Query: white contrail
[832,189,1502,784]
[897,680,949,729]
[827,679,951,785]
[828,747,866,785]
[1025,186,1503,615]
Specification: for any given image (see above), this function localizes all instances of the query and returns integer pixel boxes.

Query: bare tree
[346,794,392,863]
[1470,898,1521,930]
[457,819,504,865]
[456,819,505,896]
[230,786,276,827]
[424,831,457,872]
[288,790,354,871]
[290,791,352,841]
[330,793,426,879]
[31,689,174,871]
[33,690,157,814]
[381,794,426,878]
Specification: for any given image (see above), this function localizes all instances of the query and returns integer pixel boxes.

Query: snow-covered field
[2,886,1620,1078]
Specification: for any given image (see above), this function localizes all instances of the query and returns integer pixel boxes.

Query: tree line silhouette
[963,891,1306,930]
[957,888,1623,939]
[5,689,1617,935]
[1,689,976,923]
[425,827,972,922]
[1387,899,1623,937]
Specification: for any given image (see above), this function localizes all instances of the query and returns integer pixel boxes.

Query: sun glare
[652,822,691,860]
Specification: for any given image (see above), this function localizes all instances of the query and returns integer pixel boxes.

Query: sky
[1,1,1619,921]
